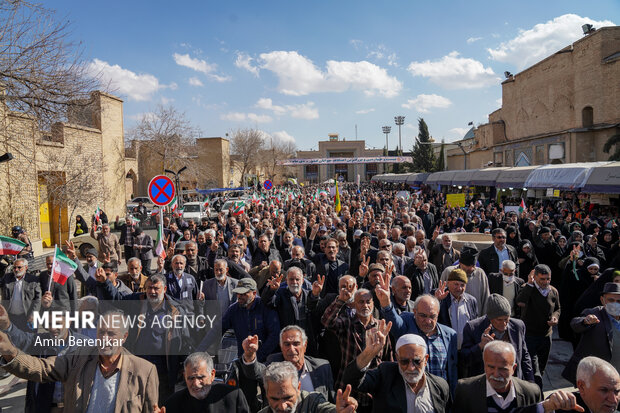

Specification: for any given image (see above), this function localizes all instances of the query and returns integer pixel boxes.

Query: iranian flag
[232,201,245,216]
[203,197,210,208]
[50,246,78,287]
[251,193,259,204]
[519,198,526,214]
[94,206,101,221]
[0,236,26,255]
[169,195,178,212]
[131,216,140,225]
[155,216,166,258]
[150,208,160,216]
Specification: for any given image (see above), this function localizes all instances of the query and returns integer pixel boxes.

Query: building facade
[294,135,387,183]
[447,26,620,170]
[0,92,127,251]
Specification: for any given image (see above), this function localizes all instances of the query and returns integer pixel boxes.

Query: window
[305,165,318,183]
[366,163,378,180]
[535,145,545,164]
[582,106,593,127]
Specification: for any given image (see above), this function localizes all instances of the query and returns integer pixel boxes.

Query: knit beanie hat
[448,268,468,284]
[486,294,511,320]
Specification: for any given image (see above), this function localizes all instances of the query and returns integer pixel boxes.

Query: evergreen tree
[410,118,436,172]
[435,141,446,171]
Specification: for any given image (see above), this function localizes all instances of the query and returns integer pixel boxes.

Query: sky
[50,0,618,152]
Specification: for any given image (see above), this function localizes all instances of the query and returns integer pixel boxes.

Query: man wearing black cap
[198,277,280,362]
[441,243,490,316]
[562,282,620,384]
[532,221,557,267]
[461,294,534,381]
[516,264,561,385]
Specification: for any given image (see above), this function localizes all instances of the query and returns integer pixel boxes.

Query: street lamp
[382,126,391,174]
[0,153,13,163]
[164,166,188,208]
[394,116,405,156]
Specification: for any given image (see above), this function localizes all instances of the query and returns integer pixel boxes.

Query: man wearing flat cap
[343,331,451,413]
[435,268,478,350]
[563,282,620,384]
[441,244,490,316]
[460,294,534,382]
[198,278,280,362]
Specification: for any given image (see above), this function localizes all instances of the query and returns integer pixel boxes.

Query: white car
[182,202,209,222]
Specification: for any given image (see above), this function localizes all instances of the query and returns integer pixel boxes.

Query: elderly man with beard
[201,259,239,316]
[156,352,250,412]
[182,241,209,282]
[0,309,159,412]
[98,273,192,404]
[162,254,203,315]
[198,278,280,362]
[119,257,149,293]
[283,246,317,282]
[261,267,319,355]
[429,233,461,275]
[0,258,41,331]
[441,244,490,316]
[453,341,541,413]
[322,287,393,411]
[391,276,414,314]
[239,326,335,403]
[250,234,283,269]
[259,361,357,413]
[343,331,451,413]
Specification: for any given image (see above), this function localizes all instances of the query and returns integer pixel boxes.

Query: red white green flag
[232,201,245,216]
[94,206,101,221]
[203,197,210,208]
[0,236,26,255]
[50,246,78,287]
[169,195,178,212]
[519,198,526,214]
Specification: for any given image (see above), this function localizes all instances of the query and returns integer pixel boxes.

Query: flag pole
[48,244,58,292]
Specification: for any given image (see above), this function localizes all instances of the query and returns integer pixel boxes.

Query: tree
[435,140,446,171]
[410,118,436,172]
[230,128,265,186]
[603,132,620,161]
[128,104,215,189]
[261,138,296,184]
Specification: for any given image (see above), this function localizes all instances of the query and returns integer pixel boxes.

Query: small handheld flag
[0,236,27,255]
[334,181,342,214]
[518,198,526,214]
[232,201,245,216]
[49,246,78,288]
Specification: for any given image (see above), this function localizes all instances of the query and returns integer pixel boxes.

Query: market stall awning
[469,167,509,187]
[450,169,478,186]
[579,162,620,193]
[524,162,608,190]
[406,172,431,185]
[496,166,541,189]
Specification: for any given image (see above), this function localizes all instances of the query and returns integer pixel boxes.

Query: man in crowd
[478,228,519,277]
[38,254,77,312]
[119,257,149,293]
[201,259,239,316]
[0,258,41,331]
[404,250,439,301]
[429,233,460,275]
[90,222,121,264]
[441,244,490,316]
[488,260,524,317]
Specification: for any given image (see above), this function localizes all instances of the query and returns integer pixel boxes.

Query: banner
[278,156,413,166]
[446,193,466,207]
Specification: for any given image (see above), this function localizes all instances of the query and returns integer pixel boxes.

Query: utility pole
[382,126,391,174]
[394,116,405,173]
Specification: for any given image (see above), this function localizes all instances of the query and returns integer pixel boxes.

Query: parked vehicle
[182,202,209,222]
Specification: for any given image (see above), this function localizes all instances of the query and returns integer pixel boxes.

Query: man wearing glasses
[0,258,41,331]
[343,331,451,413]
[478,228,519,277]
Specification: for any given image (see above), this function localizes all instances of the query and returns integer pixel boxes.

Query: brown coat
[3,348,158,413]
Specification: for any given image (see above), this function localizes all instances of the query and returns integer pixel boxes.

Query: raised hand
[358,255,371,278]
[156,256,165,273]
[527,269,535,285]
[338,285,354,304]
[583,314,600,325]
[0,304,11,330]
[153,405,166,413]
[548,316,558,326]
[479,324,495,349]
[65,240,77,260]
[312,274,325,297]
[242,335,259,362]
[267,274,283,291]
[385,263,394,278]
[375,270,391,308]
[336,384,358,413]
[434,280,449,300]
[103,252,111,264]
[41,291,53,309]
[542,390,584,413]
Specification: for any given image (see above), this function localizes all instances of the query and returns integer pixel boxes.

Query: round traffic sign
[148,175,176,206]
[264,180,273,190]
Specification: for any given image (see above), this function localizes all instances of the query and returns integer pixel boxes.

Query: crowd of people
[0,182,618,413]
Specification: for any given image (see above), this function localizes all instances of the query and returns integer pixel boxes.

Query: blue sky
[52,0,618,151]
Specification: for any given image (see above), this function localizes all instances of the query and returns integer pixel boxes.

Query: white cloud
[407,51,500,89]
[173,53,231,82]
[259,51,402,97]
[467,36,483,44]
[220,112,272,123]
[368,45,399,67]
[488,14,615,70]
[235,52,260,77]
[449,127,468,137]
[160,96,174,105]
[87,59,166,101]
[271,130,296,144]
[401,94,452,113]
[350,39,363,50]
[188,77,204,87]
[255,98,319,120]
[496,98,502,106]
[355,108,375,114]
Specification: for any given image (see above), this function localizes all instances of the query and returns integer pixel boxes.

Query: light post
[382,126,391,173]
[394,116,405,173]
[164,166,187,208]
